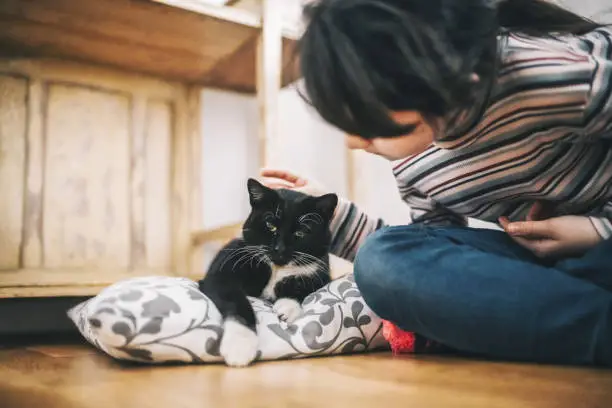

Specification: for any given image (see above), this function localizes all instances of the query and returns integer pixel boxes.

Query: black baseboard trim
[0,297,90,336]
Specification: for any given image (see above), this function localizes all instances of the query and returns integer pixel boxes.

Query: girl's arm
[328,198,386,262]
[260,169,467,262]
[329,196,467,262]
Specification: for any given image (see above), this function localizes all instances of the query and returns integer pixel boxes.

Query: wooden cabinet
[0,60,202,297]
[0,0,294,299]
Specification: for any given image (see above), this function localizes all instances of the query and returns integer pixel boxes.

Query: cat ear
[247,178,274,207]
[314,193,338,218]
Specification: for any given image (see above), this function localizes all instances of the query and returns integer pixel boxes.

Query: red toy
[382,320,417,354]
[382,320,444,354]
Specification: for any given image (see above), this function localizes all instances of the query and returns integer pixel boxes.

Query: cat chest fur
[261,263,320,300]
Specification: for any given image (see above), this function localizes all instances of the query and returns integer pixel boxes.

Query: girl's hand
[259,169,329,197]
[499,204,601,259]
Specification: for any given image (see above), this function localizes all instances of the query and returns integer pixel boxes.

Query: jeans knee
[354,228,388,274]
[353,225,456,323]
[354,228,391,283]
[353,227,417,317]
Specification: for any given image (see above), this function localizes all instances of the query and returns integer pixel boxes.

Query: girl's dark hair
[297,0,608,138]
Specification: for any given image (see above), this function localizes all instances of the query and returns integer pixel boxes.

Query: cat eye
[266,221,277,232]
[294,231,305,239]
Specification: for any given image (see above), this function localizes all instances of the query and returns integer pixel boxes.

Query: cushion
[67,274,389,364]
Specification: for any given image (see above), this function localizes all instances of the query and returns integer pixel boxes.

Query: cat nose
[271,242,290,264]
[274,242,286,253]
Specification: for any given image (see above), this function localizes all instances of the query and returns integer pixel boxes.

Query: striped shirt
[330,29,612,262]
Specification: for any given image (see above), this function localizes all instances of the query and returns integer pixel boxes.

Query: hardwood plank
[191,223,241,246]
[152,0,263,29]
[43,84,131,268]
[345,147,356,201]
[0,74,27,270]
[0,285,108,298]
[129,96,147,268]
[0,349,612,408]
[0,0,298,92]
[257,0,283,168]
[0,0,254,68]
[25,345,97,358]
[0,268,171,287]
[0,17,221,79]
[0,59,185,100]
[151,0,302,38]
[186,86,204,273]
[145,99,173,269]
[205,36,297,94]
[0,57,198,298]
[0,268,205,298]
[21,79,44,268]
[171,90,191,275]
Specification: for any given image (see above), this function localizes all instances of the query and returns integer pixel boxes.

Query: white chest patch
[261,262,320,301]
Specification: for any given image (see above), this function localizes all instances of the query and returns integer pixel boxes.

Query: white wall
[275,86,349,198]
[199,85,492,237]
[200,89,258,230]
[200,86,356,274]
[200,86,350,230]
[349,151,412,225]
[559,0,612,20]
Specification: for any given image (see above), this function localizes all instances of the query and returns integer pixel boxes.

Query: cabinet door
[0,75,27,271]
[0,59,201,297]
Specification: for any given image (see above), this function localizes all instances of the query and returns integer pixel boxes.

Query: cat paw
[220,318,259,368]
[273,298,302,323]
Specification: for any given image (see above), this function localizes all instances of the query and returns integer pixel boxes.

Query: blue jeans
[353,225,612,366]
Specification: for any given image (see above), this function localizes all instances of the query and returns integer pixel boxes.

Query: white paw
[220,318,259,368]
[273,298,302,323]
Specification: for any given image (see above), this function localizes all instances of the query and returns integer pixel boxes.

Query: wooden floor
[1,336,612,408]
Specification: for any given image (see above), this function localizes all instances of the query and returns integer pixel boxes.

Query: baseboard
[0,297,89,336]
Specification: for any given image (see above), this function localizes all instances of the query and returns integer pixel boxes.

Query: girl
[263,0,612,366]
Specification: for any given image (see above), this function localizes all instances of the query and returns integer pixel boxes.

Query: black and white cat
[198,178,338,367]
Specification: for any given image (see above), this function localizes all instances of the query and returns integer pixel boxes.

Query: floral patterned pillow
[67,274,389,364]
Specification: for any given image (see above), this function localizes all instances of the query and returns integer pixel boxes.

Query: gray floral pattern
[67,275,389,364]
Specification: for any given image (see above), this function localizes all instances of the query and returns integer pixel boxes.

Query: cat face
[243,179,338,266]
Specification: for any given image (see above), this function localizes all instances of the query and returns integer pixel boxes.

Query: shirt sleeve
[435,32,606,149]
[589,202,612,240]
[329,192,467,262]
[328,198,386,262]
[582,36,612,141]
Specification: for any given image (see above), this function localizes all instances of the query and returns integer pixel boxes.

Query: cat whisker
[259,254,273,270]
[234,248,268,271]
[255,250,271,269]
[291,254,328,282]
[231,252,259,271]
[219,246,253,253]
[298,213,324,225]
[293,253,330,284]
[255,254,267,268]
[250,252,266,268]
[235,249,269,271]
[294,251,327,269]
[217,245,266,271]
[247,249,265,268]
